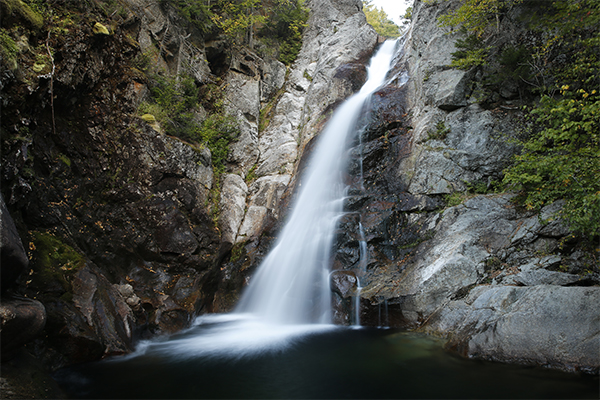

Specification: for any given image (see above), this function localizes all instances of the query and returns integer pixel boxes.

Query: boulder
[0,195,28,293]
[0,297,46,359]
[424,285,600,374]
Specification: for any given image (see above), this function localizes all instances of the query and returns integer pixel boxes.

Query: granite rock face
[327,0,599,374]
[424,285,600,374]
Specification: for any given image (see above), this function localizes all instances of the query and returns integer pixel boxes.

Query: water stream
[235,40,398,325]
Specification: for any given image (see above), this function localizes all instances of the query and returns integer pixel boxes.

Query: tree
[437,0,523,37]
[502,0,600,235]
[211,0,266,46]
[362,1,400,38]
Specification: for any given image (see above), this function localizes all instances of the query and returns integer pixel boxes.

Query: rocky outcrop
[424,285,599,374]
[0,1,220,370]
[326,0,599,374]
[0,297,46,360]
[1,195,29,293]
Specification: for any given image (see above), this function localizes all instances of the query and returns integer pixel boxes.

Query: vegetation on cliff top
[362,0,401,38]
[438,0,600,236]
[163,0,309,65]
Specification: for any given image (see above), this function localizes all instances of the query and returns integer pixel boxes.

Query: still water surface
[55,315,598,399]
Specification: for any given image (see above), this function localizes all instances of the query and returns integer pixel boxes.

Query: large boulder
[423,285,600,374]
[0,195,28,293]
[0,297,46,359]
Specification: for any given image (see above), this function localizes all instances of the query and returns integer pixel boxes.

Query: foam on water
[120,314,337,360]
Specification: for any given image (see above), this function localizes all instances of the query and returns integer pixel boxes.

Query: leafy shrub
[259,0,309,65]
[140,73,240,175]
[450,31,491,70]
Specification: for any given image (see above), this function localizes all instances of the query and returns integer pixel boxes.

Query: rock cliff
[0,0,597,390]
[0,0,379,378]
[329,0,599,374]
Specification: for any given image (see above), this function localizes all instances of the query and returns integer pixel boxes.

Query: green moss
[29,231,86,293]
[1,0,44,30]
[92,22,110,35]
[444,192,467,207]
[229,242,245,263]
[0,29,19,71]
[426,120,450,141]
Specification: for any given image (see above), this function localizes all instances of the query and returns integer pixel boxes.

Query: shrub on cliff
[438,0,600,236]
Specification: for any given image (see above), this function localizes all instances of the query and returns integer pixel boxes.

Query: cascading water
[90,41,400,362]
[55,36,600,398]
[236,39,399,325]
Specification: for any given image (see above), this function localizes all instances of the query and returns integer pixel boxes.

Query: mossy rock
[141,114,162,133]
[28,231,86,296]
[93,22,110,35]
[0,0,44,31]
[0,30,19,71]
[141,113,156,123]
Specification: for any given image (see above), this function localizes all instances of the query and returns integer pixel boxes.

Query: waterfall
[235,40,398,325]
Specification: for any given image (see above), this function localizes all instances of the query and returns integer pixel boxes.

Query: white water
[123,41,399,361]
[235,40,398,325]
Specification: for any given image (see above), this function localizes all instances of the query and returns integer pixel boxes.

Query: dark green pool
[55,315,598,399]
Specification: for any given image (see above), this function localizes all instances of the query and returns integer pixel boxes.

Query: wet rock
[0,195,28,293]
[332,63,368,99]
[330,270,359,298]
[0,297,46,359]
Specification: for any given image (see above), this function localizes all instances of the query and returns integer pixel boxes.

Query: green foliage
[245,163,257,183]
[259,0,309,65]
[437,0,523,37]
[437,0,600,235]
[504,90,600,234]
[140,74,200,141]
[449,31,491,69]
[362,1,401,38]
[426,120,450,141]
[502,0,600,235]
[0,29,19,71]
[161,0,214,34]
[198,113,239,175]
[212,0,265,43]
[140,73,240,176]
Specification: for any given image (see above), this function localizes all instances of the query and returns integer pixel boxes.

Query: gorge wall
[0,0,598,394]
[0,0,380,384]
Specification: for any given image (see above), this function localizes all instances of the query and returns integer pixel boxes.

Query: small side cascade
[353,280,362,327]
[358,221,368,277]
[378,298,389,328]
